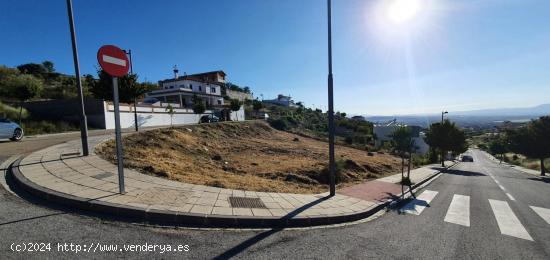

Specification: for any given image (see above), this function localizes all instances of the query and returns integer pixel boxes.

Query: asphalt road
[1,133,549,259]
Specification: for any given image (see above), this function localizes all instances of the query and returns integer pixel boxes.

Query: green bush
[21,120,79,136]
[0,102,29,120]
[268,118,289,131]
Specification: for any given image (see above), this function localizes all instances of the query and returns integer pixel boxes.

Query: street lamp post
[327,0,336,196]
[441,110,448,167]
[66,0,89,156]
[124,49,139,132]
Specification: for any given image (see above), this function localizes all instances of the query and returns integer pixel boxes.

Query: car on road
[0,118,24,141]
[200,114,220,123]
[461,155,474,162]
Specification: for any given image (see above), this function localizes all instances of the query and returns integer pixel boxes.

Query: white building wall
[103,102,244,130]
[230,107,245,121]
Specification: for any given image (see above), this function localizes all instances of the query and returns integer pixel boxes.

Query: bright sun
[387,0,421,24]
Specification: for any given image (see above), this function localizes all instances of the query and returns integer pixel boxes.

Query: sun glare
[387,0,421,24]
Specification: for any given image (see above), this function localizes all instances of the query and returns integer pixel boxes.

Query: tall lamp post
[327,0,336,196]
[66,0,89,156]
[441,110,448,167]
[124,49,139,132]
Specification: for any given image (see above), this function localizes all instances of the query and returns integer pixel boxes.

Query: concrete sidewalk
[9,135,453,227]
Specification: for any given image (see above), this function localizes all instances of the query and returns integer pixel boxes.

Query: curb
[9,155,457,228]
[9,157,383,228]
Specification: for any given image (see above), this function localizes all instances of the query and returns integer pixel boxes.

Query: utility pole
[441,110,448,167]
[125,49,138,132]
[327,0,336,196]
[66,0,89,156]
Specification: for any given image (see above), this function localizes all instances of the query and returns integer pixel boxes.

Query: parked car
[461,155,474,162]
[200,115,219,123]
[0,118,24,141]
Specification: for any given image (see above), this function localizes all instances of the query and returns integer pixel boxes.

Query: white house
[146,70,226,109]
[373,119,429,155]
[263,94,298,107]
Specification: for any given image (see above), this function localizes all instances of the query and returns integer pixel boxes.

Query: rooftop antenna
[173,65,179,79]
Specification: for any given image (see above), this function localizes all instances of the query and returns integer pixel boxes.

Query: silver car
[0,118,24,141]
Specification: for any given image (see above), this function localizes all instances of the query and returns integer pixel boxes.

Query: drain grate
[228,196,267,208]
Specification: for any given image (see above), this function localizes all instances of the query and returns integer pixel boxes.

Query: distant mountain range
[450,103,550,117]
[363,103,550,129]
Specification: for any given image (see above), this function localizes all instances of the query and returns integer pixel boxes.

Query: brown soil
[96,121,402,194]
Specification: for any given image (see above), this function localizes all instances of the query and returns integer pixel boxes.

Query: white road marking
[489,199,533,241]
[400,190,439,215]
[498,184,506,191]
[530,206,550,225]
[102,55,126,66]
[444,194,470,226]
[506,193,516,201]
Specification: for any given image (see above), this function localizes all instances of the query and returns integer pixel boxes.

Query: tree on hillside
[252,99,263,112]
[230,99,242,121]
[5,74,43,123]
[191,94,205,115]
[0,66,20,97]
[89,70,138,102]
[507,117,550,176]
[488,136,508,163]
[17,63,48,75]
[390,126,417,198]
[424,120,467,167]
[42,61,55,73]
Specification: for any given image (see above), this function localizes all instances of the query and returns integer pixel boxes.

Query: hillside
[96,121,402,194]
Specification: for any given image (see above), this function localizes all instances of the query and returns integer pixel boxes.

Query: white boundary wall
[103,102,244,129]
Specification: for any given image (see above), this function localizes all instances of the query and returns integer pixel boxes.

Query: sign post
[97,45,130,194]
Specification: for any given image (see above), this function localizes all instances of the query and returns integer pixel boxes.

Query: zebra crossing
[400,190,550,241]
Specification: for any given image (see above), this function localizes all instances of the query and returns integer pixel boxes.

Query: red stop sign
[97,45,130,77]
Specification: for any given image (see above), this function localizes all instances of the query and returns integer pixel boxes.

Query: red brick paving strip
[338,180,403,203]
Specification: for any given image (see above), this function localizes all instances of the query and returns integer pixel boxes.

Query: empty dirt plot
[96,121,402,194]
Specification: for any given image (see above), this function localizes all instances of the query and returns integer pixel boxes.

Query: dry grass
[96,121,402,194]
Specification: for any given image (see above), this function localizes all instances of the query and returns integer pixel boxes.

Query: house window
[211,87,216,93]
[169,86,174,89]
[217,100,222,105]
[199,86,202,91]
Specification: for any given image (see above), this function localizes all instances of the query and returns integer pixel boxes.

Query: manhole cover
[228,197,267,208]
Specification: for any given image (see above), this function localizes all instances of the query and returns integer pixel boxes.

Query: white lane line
[444,194,470,227]
[400,190,439,215]
[489,199,533,241]
[506,193,516,201]
[498,184,506,191]
[102,55,126,66]
[530,206,550,225]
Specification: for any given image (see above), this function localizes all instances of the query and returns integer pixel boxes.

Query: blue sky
[1,0,549,115]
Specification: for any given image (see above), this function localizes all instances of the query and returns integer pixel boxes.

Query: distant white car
[0,118,24,141]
